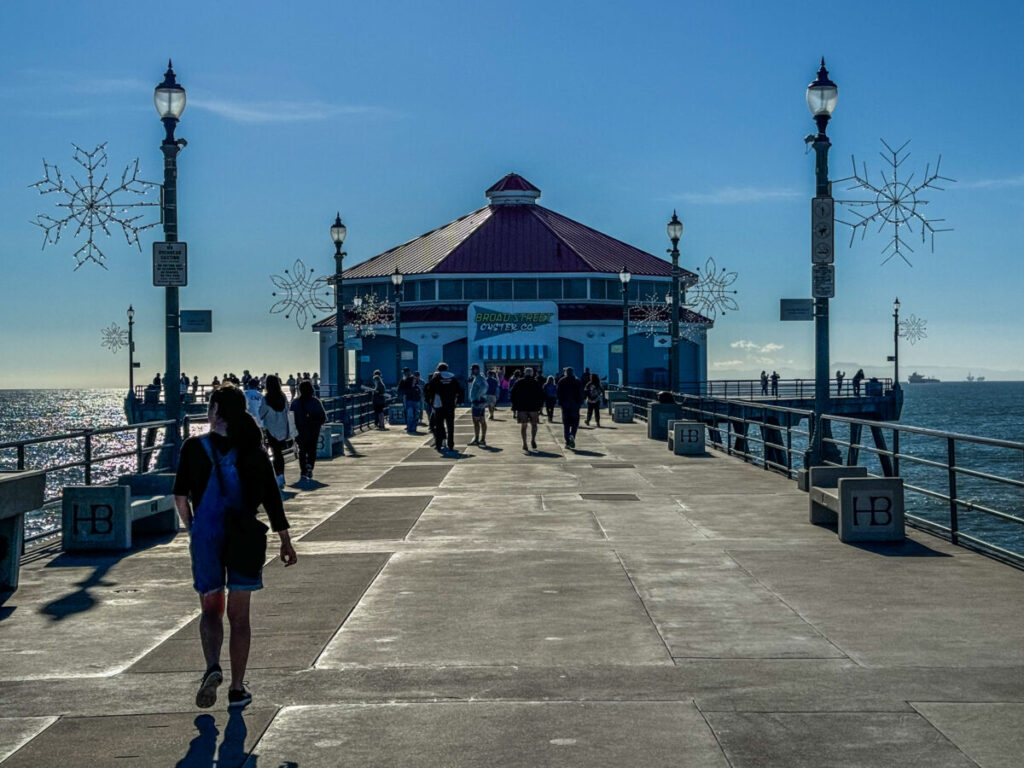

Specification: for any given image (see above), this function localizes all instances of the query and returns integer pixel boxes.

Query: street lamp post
[892,297,901,389]
[391,269,404,386]
[331,213,347,396]
[806,57,838,465]
[127,305,137,397]
[666,212,683,392]
[154,60,187,461]
[619,267,631,387]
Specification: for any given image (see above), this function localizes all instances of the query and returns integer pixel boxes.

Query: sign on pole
[780,298,814,321]
[153,242,188,287]
[179,309,212,333]
[812,264,835,298]
[811,197,834,264]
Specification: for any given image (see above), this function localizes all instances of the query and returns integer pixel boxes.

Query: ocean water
[2,385,1023,555]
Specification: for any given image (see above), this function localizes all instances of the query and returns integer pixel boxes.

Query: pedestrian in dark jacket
[510,367,545,452]
[556,367,585,449]
[289,379,327,479]
[423,362,463,453]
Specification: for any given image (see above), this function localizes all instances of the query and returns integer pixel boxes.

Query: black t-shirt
[172,433,289,532]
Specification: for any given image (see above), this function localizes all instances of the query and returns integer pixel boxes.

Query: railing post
[17,444,25,471]
[136,427,144,474]
[892,429,900,477]
[84,430,93,485]
[947,437,959,545]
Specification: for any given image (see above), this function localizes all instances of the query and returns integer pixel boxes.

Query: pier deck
[1,411,1022,767]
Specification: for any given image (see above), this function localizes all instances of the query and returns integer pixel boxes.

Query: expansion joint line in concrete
[310,554,393,669]
[721,550,854,666]
[612,550,675,663]
[693,699,736,768]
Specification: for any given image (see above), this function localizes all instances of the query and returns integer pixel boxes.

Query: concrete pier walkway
[1,410,1022,766]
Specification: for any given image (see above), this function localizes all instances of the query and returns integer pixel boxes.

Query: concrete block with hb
[388,403,405,425]
[317,423,346,458]
[0,470,45,591]
[61,474,177,551]
[611,402,634,423]
[808,466,905,542]
[666,420,706,455]
[606,390,629,415]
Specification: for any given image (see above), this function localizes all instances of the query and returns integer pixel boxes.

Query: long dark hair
[264,374,286,412]
[298,379,314,399]
[209,384,263,454]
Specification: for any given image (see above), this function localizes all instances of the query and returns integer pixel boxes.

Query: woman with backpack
[584,373,604,427]
[289,379,327,480]
[364,370,388,430]
[258,375,293,489]
[173,384,297,711]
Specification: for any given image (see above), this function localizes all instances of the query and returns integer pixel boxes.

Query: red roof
[342,175,692,281]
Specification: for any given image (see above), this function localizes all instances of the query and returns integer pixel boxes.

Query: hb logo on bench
[852,495,893,527]
[72,503,114,536]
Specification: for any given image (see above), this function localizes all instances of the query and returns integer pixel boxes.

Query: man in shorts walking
[467,364,489,446]
[510,367,545,452]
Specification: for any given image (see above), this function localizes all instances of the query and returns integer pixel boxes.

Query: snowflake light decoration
[100,323,128,354]
[31,143,160,270]
[836,139,955,266]
[634,293,670,337]
[350,293,393,339]
[899,314,927,345]
[269,259,334,329]
[685,256,739,322]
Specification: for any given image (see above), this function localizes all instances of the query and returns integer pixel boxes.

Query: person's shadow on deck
[176,711,263,768]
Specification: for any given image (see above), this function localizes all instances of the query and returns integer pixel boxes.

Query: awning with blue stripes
[478,343,548,360]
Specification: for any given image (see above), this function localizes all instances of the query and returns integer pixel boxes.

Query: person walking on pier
[543,375,558,422]
[760,370,768,396]
[467,364,489,446]
[511,367,544,452]
[584,373,604,427]
[290,379,327,480]
[173,384,297,711]
[424,362,462,453]
[557,366,585,449]
[770,371,780,397]
[397,368,422,434]
[485,370,499,420]
[836,370,845,396]
[365,370,388,430]
[286,374,296,399]
[258,375,292,489]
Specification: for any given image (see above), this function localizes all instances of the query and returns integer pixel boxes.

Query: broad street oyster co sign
[471,303,555,341]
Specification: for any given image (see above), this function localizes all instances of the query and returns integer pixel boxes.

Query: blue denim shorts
[189,530,263,595]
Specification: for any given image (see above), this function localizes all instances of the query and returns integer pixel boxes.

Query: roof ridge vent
[486,173,541,206]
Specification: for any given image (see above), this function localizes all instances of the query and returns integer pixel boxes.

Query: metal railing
[612,384,1024,569]
[821,414,1024,568]
[0,419,177,543]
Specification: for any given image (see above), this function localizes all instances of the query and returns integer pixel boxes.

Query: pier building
[313,174,711,388]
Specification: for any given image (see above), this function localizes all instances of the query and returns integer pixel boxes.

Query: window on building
[342,284,358,305]
[438,279,463,300]
[538,279,561,299]
[464,279,487,300]
[605,279,621,299]
[514,279,538,300]
[563,278,587,299]
[590,279,607,300]
[419,280,436,301]
[371,284,388,302]
[490,279,513,300]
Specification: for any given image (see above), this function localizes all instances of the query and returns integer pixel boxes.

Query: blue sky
[2,0,1023,387]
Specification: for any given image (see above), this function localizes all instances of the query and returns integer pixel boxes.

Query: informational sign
[811,197,834,264]
[153,242,187,287]
[471,302,556,341]
[812,264,835,298]
[467,302,559,366]
[346,337,363,351]
[179,310,212,333]
[401,350,415,360]
[780,298,814,321]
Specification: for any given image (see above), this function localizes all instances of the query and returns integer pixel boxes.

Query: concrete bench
[666,420,706,456]
[648,403,683,441]
[1,470,45,591]
[611,402,634,423]
[62,474,177,551]
[606,390,629,416]
[808,466,905,543]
